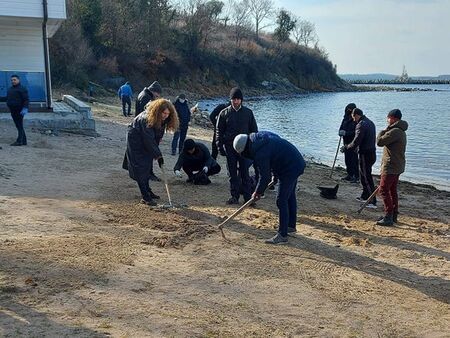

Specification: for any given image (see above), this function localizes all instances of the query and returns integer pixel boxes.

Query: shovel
[330,136,342,178]
[357,186,380,214]
[218,180,276,240]
[160,164,174,209]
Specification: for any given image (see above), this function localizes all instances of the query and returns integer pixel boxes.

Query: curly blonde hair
[145,98,179,132]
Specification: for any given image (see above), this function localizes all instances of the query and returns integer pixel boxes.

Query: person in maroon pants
[376,109,408,226]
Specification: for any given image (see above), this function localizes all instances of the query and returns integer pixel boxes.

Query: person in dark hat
[173,139,221,183]
[341,108,377,208]
[216,87,258,204]
[171,94,191,155]
[339,103,359,183]
[233,131,305,245]
[135,81,164,181]
[376,109,408,226]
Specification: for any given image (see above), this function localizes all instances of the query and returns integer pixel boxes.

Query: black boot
[393,211,398,223]
[149,190,160,200]
[376,214,394,226]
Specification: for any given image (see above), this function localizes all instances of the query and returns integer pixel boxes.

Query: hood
[389,120,408,131]
[249,131,281,155]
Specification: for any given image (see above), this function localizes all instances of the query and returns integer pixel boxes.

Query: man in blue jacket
[118,81,133,117]
[4,75,29,146]
[342,108,377,208]
[234,131,306,245]
[171,94,191,155]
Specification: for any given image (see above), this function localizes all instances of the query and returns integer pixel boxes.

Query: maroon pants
[379,174,400,215]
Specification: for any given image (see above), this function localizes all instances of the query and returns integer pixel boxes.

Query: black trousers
[183,162,221,178]
[225,143,251,201]
[359,150,376,204]
[344,148,359,179]
[137,179,152,201]
[10,108,27,145]
[121,96,132,116]
[211,129,218,160]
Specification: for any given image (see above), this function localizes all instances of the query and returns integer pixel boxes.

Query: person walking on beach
[209,102,229,160]
[376,109,408,226]
[216,87,258,204]
[171,94,191,155]
[339,103,359,183]
[123,99,179,206]
[3,75,29,146]
[233,131,306,244]
[341,108,377,208]
[173,139,221,184]
[118,81,133,117]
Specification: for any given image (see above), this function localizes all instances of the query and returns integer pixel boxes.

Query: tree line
[50,0,347,93]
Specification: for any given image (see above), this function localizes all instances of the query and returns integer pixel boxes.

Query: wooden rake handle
[357,186,380,214]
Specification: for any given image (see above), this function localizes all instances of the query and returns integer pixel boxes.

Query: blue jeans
[276,177,298,237]
[121,96,131,116]
[171,127,188,154]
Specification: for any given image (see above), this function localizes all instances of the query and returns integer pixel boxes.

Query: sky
[272,0,450,76]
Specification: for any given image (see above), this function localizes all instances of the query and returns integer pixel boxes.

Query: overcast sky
[272,0,450,76]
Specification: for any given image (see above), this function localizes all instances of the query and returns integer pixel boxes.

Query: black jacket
[174,142,216,171]
[347,115,376,154]
[135,88,154,116]
[124,112,163,182]
[339,113,357,144]
[209,103,229,128]
[216,105,258,147]
[5,84,29,110]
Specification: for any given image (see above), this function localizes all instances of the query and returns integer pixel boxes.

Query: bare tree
[246,0,274,39]
[292,18,318,47]
[229,0,252,46]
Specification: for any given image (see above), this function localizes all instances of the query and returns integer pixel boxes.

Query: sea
[198,84,450,191]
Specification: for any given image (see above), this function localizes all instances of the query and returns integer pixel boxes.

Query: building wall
[0,0,66,20]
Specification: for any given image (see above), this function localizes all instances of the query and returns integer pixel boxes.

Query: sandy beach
[0,100,449,337]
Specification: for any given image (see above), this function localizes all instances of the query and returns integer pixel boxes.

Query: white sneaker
[366,203,377,209]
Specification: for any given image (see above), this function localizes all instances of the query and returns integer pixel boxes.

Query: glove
[157,157,164,168]
[252,192,262,201]
[338,130,346,137]
[340,145,346,153]
[20,108,28,116]
[219,145,226,156]
[202,166,209,174]
[174,170,182,178]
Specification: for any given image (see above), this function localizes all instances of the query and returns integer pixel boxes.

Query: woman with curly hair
[123,98,179,205]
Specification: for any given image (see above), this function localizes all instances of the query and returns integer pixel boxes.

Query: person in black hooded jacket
[339,103,359,183]
[209,102,229,160]
[4,75,29,146]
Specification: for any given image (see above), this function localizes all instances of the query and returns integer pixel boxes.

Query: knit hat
[178,93,186,100]
[233,134,248,153]
[387,109,402,119]
[229,87,243,100]
[183,139,196,151]
[352,108,364,116]
[148,81,162,94]
[345,103,356,113]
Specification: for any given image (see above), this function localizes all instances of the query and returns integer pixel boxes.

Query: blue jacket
[247,131,305,194]
[173,97,191,129]
[118,83,133,98]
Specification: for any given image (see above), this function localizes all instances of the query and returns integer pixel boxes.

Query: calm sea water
[199,84,450,191]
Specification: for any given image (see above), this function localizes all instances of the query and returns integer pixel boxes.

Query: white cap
[233,134,248,153]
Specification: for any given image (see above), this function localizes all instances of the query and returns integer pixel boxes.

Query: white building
[0,0,66,108]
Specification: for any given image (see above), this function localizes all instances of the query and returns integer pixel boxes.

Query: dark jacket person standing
[376,109,408,226]
[173,139,221,182]
[124,99,179,206]
[171,94,191,155]
[339,103,359,182]
[5,75,29,146]
[135,81,163,181]
[234,131,306,245]
[216,87,258,204]
[209,102,229,160]
[343,108,377,207]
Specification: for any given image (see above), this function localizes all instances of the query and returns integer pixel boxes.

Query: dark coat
[6,84,29,110]
[216,105,258,147]
[209,103,229,127]
[377,120,408,175]
[246,131,305,195]
[135,88,154,116]
[124,113,163,182]
[347,115,376,154]
[173,98,191,129]
[339,113,357,144]
[174,142,216,171]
